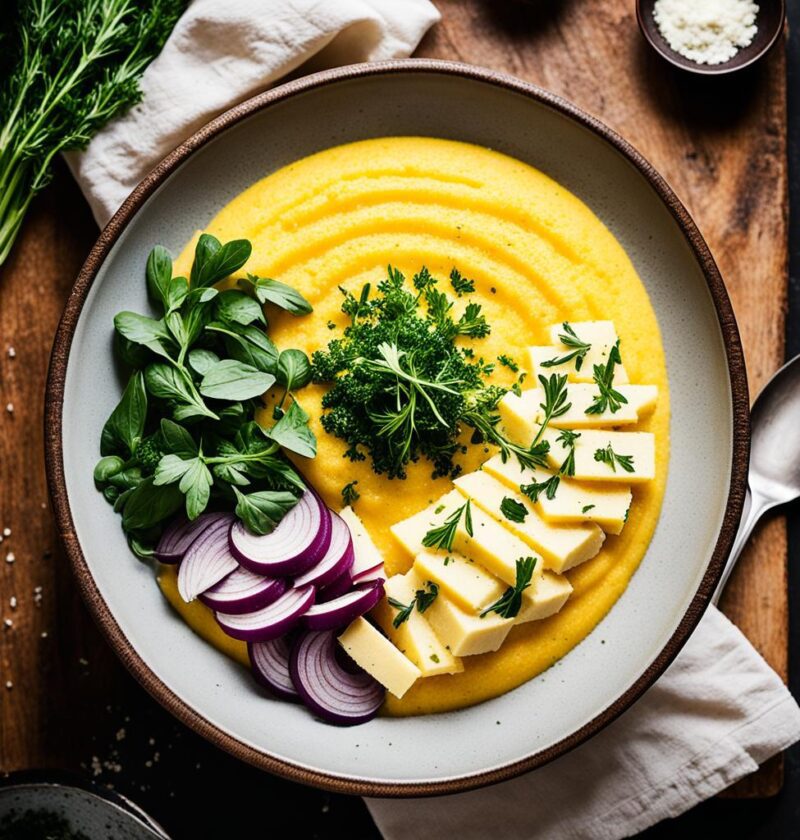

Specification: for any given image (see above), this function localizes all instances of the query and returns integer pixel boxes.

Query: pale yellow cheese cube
[453,471,605,573]
[339,506,384,574]
[338,617,420,699]
[372,575,463,676]
[417,585,512,656]
[516,570,573,623]
[413,549,505,612]
[482,454,632,535]
[527,321,630,384]
[543,428,655,483]
[392,492,541,586]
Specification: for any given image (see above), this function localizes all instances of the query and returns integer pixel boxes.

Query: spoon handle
[712,486,766,605]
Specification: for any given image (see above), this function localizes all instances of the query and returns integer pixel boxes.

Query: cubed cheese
[543,428,655,483]
[527,321,630,384]
[338,617,420,698]
[392,492,539,585]
[482,454,632,535]
[516,570,573,624]
[498,385,657,443]
[372,575,463,676]
[413,549,505,612]
[453,471,605,573]
[339,506,384,576]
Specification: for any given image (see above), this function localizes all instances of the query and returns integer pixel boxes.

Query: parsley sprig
[586,341,628,415]
[481,557,537,619]
[541,323,591,371]
[594,444,635,473]
[422,500,473,552]
[388,582,440,628]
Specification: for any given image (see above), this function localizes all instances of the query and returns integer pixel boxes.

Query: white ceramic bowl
[46,61,748,796]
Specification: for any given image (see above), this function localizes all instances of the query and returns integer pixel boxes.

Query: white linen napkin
[367,606,800,839]
[65,0,440,225]
[64,3,800,836]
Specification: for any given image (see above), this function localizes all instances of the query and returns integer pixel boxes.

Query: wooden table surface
[0,0,791,833]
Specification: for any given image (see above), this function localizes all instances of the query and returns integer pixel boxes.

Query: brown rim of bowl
[44,58,749,798]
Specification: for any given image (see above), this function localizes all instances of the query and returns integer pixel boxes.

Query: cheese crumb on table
[653,0,759,65]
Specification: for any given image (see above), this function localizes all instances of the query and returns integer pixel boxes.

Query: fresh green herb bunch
[312,266,538,479]
[94,233,315,556]
[0,0,188,265]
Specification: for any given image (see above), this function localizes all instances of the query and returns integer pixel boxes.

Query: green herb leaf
[241,275,313,315]
[208,321,279,374]
[389,582,439,628]
[94,455,125,483]
[276,348,312,391]
[146,245,174,311]
[216,290,266,326]
[159,418,198,458]
[388,597,415,629]
[199,359,276,401]
[520,474,560,504]
[121,478,185,531]
[342,481,360,506]
[191,235,252,288]
[153,454,194,485]
[556,428,581,477]
[481,556,537,619]
[500,497,528,523]
[593,443,635,473]
[414,581,439,613]
[582,504,596,513]
[114,312,172,358]
[145,362,215,420]
[422,500,473,552]
[267,400,317,458]
[233,487,299,535]
[586,341,628,415]
[449,267,475,296]
[179,458,213,519]
[541,322,592,371]
[187,348,220,376]
[100,371,148,457]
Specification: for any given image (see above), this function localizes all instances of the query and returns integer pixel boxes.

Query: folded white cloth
[367,606,800,839]
[66,0,440,225]
[65,3,800,837]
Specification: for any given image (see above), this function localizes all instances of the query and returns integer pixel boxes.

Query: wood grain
[0,0,787,805]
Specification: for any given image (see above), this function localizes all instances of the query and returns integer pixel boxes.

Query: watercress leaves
[199,359,275,401]
[114,311,172,358]
[144,362,215,420]
[191,234,252,288]
[100,371,147,457]
[121,478,185,531]
[240,274,313,315]
[267,400,317,458]
[208,322,279,374]
[233,488,299,535]
[146,245,188,313]
[215,290,266,326]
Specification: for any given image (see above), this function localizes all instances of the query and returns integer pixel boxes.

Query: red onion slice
[318,568,353,602]
[177,514,238,602]
[155,512,229,563]
[230,491,332,576]
[248,635,299,701]
[351,562,386,587]
[303,581,384,631]
[215,584,315,641]
[292,512,354,589]
[199,567,287,615]
[290,630,384,725]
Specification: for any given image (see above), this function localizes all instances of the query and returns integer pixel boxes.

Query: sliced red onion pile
[161,486,386,725]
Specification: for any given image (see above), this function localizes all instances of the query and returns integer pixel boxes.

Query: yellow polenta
[159,137,669,716]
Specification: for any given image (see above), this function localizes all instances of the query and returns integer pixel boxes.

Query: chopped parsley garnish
[389,581,439,628]
[449,267,475,296]
[594,444,635,473]
[520,475,560,503]
[341,480,360,506]
[582,504,596,513]
[556,428,581,477]
[586,341,628,415]
[313,266,550,478]
[498,354,519,372]
[541,322,591,371]
[422,500,473,552]
[430,653,440,663]
[500,497,528,523]
[481,556,537,619]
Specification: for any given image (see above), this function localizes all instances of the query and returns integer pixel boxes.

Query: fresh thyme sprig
[594,444,635,473]
[388,581,440,628]
[541,323,591,371]
[586,341,628,415]
[520,475,560,504]
[481,556,537,619]
[422,500,473,552]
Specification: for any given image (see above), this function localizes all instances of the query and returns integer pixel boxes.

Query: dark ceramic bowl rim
[636,0,786,76]
[44,58,749,797]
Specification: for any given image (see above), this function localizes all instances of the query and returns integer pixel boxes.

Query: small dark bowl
[637,0,785,75]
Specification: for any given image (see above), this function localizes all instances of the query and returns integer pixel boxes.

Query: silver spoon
[713,353,800,603]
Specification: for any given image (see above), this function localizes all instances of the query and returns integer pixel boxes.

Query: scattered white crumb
[79,657,89,666]
[8,597,16,609]
[3,528,10,537]
[90,756,103,776]
[5,681,12,690]
[5,403,13,413]
[116,728,126,741]
[7,347,15,358]
[5,552,14,564]
[40,631,48,638]
[653,0,759,65]
[4,619,12,628]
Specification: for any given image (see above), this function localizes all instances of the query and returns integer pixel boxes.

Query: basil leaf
[216,290,266,326]
[114,312,172,358]
[233,487,299,536]
[166,276,190,313]
[166,310,187,346]
[188,348,220,376]
[160,418,198,458]
[182,296,213,347]
[267,400,317,458]
[145,245,173,312]
[100,371,147,457]
[190,233,221,287]
[276,348,312,391]
[115,333,151,368]
[153,454,193,485]
[192,234,252,288]
[242,275,312,315]
[199,359,275,401]
[122,478,184,531]
[144,362,195,403]
[179,458,213,519]
[208,322,279,374]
